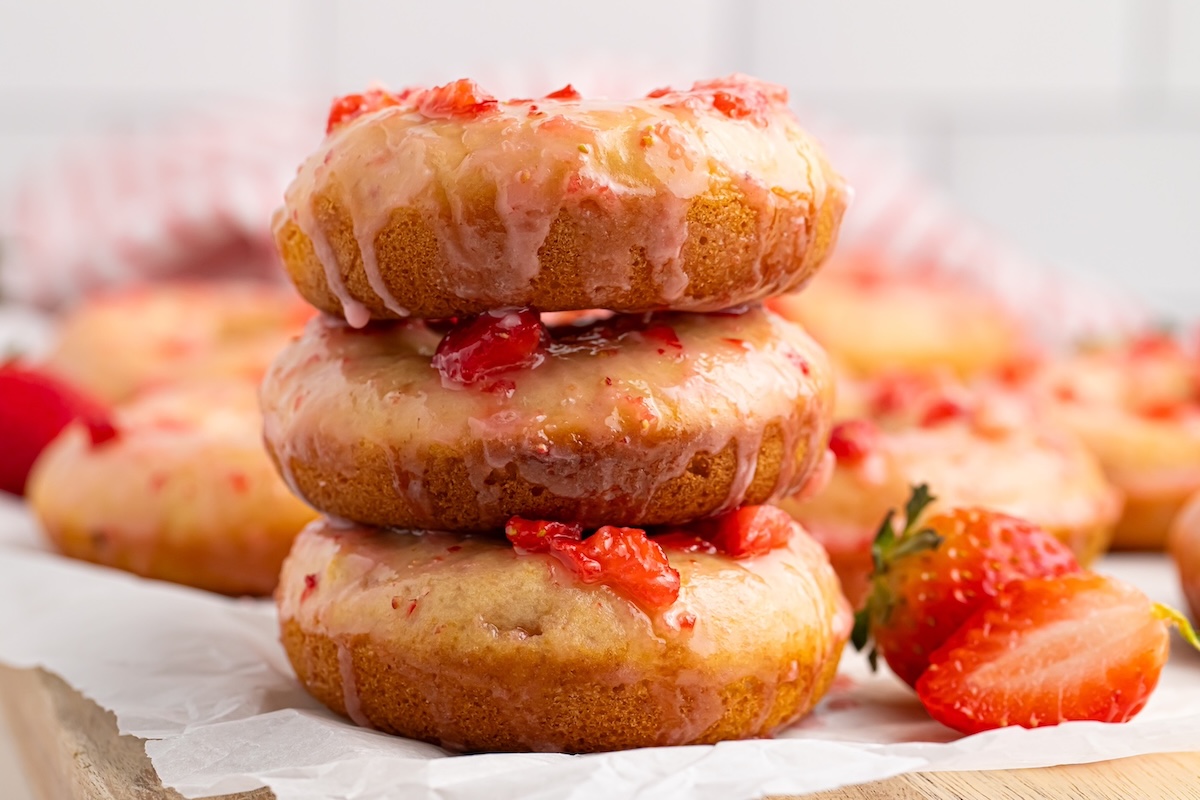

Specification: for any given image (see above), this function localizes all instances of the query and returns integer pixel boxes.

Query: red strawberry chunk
[504,517,583,553]
[544,84,581,100]
[920,398,968,427]
[558,526,680,608]
[828,419,880,464]
[326,88,411,133]
[0,363,118,495]
[505,517,679,609]
[432,308,548,386]
[418,79,498,119]
[703,505,795,559]
[916,573,1169,734]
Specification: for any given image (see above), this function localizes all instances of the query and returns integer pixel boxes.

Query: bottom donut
[277,511,850,752]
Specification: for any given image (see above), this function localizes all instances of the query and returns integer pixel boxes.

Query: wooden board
[2,665,1199,800]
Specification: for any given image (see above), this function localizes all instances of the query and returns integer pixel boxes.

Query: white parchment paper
[2,497,1199,800]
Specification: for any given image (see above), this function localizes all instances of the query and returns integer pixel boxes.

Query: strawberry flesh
[917,573,1169,734]
[698,505,794,559]
[431,308,548,386]
[326,88,412,133]
[505,517,679,609]
[828,419,880,464]
[0,363,118,495]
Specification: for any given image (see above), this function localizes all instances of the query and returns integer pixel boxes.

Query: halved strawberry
[916,573,1196,734]
[0,362,118,495]
[852,485,1081,687]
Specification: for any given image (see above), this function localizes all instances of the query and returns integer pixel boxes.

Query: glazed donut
[262,306,833,531]
[1028,333,1200,550]
[277,512,849,752]
[28,381,317,595]
[768,254,1025,379]
[274,76,848,324]
[1169,490,1200,622]
[781,380,1120,606]
[45,281,313,402]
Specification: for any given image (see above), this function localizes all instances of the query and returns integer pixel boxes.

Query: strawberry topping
[431,308,548,387]
[505,517,680,609]
[417,79,499,119]
[700,505,794,559]
[544,84,582,101]
[0,363,119,496]
[326,88,414,133]
[828,419,880,464]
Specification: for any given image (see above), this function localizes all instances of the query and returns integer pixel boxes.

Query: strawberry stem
[1154,603,1200,652]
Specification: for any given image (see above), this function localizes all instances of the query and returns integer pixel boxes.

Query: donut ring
[277,516,849,752]
[768,255,1025,379]
[1030,333,1200,550]
[28,381,317,595]
[781,383,1120,607]
[261,307,834,531]
[1169,490,1200,622]
[275,76,848,324]
[44,282,313,402]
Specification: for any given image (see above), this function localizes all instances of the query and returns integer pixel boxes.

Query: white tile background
[0,0,1196,316]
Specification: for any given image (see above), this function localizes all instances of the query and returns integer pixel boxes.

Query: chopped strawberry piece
[917,573,1170,734]
[326,88,411,133]
[432,308,548,386]
[710,90,753,119]
[504,517,583,553]
[854,488,1082,688]
[505,517,680,609]
[0,363,118,495]
[828,419,880,464]
[702,505,795,559]
[417,79,498,119]
[920,398,968,427]
[558,526,680,608]
[544,84,581,100]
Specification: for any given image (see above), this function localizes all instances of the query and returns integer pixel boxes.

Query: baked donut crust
[781,393,1120,606]
[44,281,313,403]
[28,381,317,595]
[261,307,834,531]
[275,77,848,323]
[277,518,849,752]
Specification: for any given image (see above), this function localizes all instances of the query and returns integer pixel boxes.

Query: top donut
[274,75,849,323]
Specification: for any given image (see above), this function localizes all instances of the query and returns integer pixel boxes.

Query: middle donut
[262,306,833,531]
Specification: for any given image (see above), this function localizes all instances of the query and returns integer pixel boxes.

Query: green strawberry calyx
[851,483,941,670]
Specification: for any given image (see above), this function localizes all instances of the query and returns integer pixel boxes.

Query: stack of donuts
[262,76,853,752]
